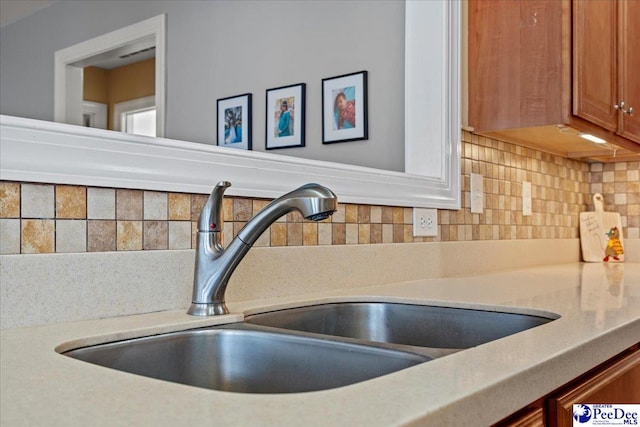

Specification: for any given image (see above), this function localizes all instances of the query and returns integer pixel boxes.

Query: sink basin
[62,325,428,394]
[244,302,556,357]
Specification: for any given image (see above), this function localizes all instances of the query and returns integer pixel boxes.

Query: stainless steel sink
[62,303,556,393]
[62,325,428,394]
[244,302,556,358]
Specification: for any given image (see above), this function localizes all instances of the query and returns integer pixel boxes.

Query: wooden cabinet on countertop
[467,0,640,162]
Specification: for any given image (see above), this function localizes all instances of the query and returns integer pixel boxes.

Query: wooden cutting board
[579,194,625,263]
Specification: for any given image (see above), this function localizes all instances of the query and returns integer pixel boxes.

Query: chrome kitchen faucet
[188,181,338,316]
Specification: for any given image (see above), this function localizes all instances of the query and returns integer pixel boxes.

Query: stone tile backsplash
[1,131,637,254]
[590,162,640,239]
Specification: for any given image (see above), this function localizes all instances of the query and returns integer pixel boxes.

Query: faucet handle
[198,181,231,232]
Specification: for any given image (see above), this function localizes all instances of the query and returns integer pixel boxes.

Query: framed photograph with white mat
[265,83,305,150]
[217,93,252,150]
[322,71,368,144]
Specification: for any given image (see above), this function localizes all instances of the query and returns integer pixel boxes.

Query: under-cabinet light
[579,134,607,144]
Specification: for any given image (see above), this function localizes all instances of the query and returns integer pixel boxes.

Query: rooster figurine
[603,227,624,262]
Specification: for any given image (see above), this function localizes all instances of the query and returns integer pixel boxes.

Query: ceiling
[71,37,156,70]
[0,0,57,28]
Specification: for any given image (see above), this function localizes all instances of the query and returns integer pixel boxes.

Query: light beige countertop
[2,263,639,426]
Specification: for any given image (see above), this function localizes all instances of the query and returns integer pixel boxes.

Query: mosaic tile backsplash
[590,162,640,240]
[1,131,638,254]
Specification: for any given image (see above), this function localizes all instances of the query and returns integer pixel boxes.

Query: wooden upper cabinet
[467,0,566,131]
[618,0,640,143]
[573,0,617,132]
[467,0,640,158]
[573,0,640,144]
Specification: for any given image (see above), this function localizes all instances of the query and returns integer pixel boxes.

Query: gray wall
[0,0,405,171]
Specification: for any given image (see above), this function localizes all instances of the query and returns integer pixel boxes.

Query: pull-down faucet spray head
[188,181,338,316]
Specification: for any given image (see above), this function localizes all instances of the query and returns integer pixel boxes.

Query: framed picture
[265,83,305,150]
[217,93,252,150]
[322,71,368,144]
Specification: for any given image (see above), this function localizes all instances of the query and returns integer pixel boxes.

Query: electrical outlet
[470,173,484,214]
[413,208,438,237]
[522,181,532,216]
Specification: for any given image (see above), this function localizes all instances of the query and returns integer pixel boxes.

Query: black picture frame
[322,71,368,144]
[265,83,306,150]
[216,93,252,150]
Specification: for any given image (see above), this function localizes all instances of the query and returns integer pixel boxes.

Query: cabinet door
[618,0,640,143]
[468,0,564,131]
[573,0,618,132]
[547,349,640,427]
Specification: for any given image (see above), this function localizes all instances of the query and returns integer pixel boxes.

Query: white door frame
[54,14,166,137]
[82,101,108,129]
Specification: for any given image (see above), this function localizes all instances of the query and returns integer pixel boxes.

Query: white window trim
[113,96,156,132]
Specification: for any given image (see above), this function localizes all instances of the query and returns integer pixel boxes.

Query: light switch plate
[470,173,483,214]
[413,208,438,237]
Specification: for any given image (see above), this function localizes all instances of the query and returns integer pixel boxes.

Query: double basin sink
[63,302,556,394]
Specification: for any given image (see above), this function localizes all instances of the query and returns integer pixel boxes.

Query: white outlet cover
[413,208,438,237]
